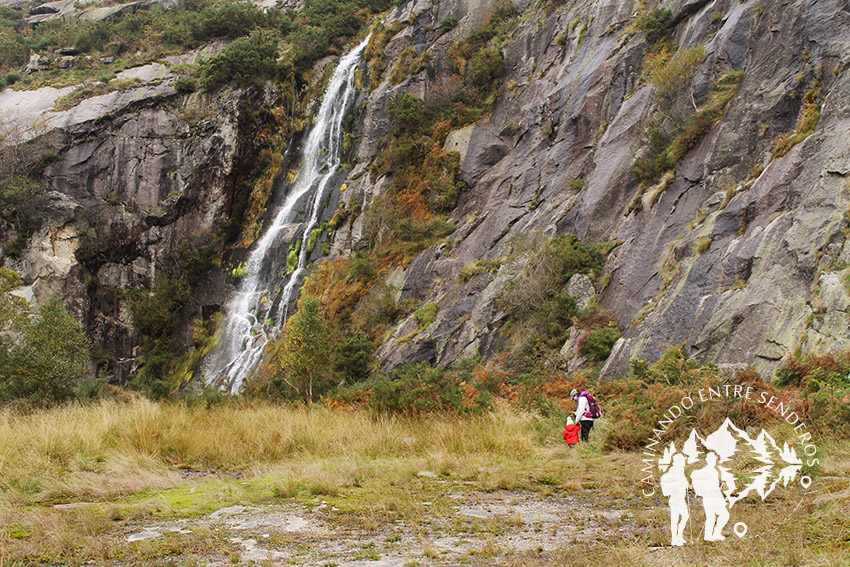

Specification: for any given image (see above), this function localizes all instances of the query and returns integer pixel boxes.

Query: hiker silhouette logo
[657,419,806,546]
[637,385,819,546]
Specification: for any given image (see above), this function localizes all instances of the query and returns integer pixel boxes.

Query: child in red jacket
[562,416,580,446]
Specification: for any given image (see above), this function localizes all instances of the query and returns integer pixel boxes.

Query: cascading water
[203,37,369,393]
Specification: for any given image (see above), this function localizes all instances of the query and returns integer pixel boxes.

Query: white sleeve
[575,396,588,421]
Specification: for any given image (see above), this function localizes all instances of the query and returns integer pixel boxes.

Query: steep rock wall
[4,0,850,384]
[1,77,279,381]
[332,0,850,377]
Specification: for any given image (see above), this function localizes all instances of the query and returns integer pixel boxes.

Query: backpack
[582,392,601,419]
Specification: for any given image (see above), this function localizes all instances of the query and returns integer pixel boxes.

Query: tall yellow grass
[0,399,549,501]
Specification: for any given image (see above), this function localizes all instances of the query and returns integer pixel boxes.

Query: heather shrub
[598,347,803,450]
[370,359,493,415]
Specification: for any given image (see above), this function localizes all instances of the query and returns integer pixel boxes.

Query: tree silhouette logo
[657,418,807,545]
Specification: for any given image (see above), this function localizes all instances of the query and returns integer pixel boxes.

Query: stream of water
[203,37,369,393]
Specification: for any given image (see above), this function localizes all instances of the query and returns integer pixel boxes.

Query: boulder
[565,273,595,311]
[24,53,49,73]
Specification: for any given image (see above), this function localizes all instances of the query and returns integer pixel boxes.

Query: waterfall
[203,37,369,393]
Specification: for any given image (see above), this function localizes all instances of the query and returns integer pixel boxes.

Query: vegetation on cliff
[0,0,395,90]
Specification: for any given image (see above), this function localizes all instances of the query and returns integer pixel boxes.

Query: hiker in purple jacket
[571,389,600,442]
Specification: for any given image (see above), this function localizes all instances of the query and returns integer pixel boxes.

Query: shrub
[667,70,743,162]
[414,302,439,331]
[369,94,464,248]
[466,47,503,90]
[0,24,27,69]
[0,297,92,406]
[446,2,516,106]
[772,97,821,159]
[130,276,192,342]
[345,251,376,284]
[201,29,279,90]
[635,70,742,185]
[599,347,778,450]
[332,335,376,383]
[576,21,588,49]
[127,242,215,397]
[390,46,429,86]
[580,326,620,362]
[0,175,46,258]
[458,257,506,282]
[439,16,459,32]
[370,360,491,415]
[0,267,27,342]
[498,234,610,365]
[774,351,850,391]
[387,92,427,133]
[174,76,197,93]
[644,44,707,107]
[502,233,605,317]
[637,7,671,45]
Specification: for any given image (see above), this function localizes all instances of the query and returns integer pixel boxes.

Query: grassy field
[0,399,848,566]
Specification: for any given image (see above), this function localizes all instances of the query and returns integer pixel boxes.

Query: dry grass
[0,399,550,502]
[1,400,848,566]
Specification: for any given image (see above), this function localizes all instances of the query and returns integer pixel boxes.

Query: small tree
[0,296,91,406]
[332,334,376,383]
[274,295,332,401]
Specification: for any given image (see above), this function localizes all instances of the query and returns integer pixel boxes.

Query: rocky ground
[106,477,643,566]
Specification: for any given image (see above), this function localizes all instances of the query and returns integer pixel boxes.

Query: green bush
[634,70,742,185]
[439,16,459,32]
[344,251,376,284]
[580,326,620,362]
[130,276,192,342]
[201,30,279,91]
[600,346,850,449]
[599,348,766,450]
[370,360,491,415]
[2,0,388,88]
[466,47,503,90]
[502,233,606,318]
[413,302,439,331]
[127,242,215,398]
[0,175,46,258]
[387,92,427,133]
[637,7,671,45]
[774,351,850,391]
[0,297,92,407]
[332,334,376,383]
[446,3,516,106]
[0,10,27,69]
[174,76,198,93]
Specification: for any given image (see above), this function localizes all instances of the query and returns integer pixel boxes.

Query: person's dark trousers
[580,420,594,442]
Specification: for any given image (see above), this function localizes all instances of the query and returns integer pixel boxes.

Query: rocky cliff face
[1,61,279,381]
[3,0,850,383]
[332,0,850,377]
